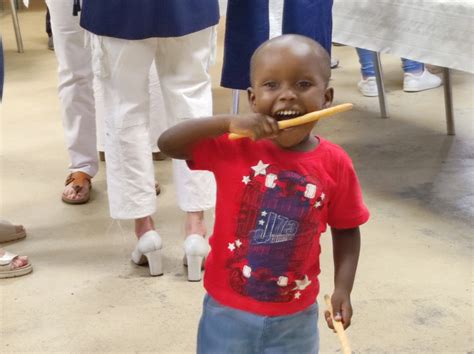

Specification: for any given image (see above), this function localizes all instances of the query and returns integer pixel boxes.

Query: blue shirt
[80,0,220,39]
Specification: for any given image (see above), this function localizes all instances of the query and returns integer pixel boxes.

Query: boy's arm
[325,227,361,330]
[158,116,231,160]
[158,114,279,160]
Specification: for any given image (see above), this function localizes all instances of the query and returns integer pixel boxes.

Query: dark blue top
[80,0,220,39]
[222,0,333,89]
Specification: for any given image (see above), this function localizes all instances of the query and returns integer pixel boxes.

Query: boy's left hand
[324,290,353,330]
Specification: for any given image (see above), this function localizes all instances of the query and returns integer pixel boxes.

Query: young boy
[159,34,369,354]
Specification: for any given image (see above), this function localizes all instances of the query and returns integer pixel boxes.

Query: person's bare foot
[185,211,207,237]
[62,179,91,202]
[0,248,29,269]
[135,216,155,238]
[62,172,92,204]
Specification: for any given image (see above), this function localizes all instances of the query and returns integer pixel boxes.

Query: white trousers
[46,0,98,177]
[218,0,283,38]
[90,28,216,219]
[95,65,166,153]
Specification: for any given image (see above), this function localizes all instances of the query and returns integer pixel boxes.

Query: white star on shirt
[293,275,312,291]
[242,176,250,184]
[261,211,267,217]
[243,265,252,278]
[294,291,301,299]
[314,201,322,208]
[228,243,236,252]
[277,276,288,287]
[258,219,265,225]
[251,160,269,176]
[235,239,242,247]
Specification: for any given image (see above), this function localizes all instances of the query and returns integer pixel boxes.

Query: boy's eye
[263,81,279,89]
[297,80,313,89]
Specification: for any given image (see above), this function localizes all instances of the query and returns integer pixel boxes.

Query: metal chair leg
[9,0,24,53]
[372,51,388,118]
[443,68,455,136]
[232,89,240,114]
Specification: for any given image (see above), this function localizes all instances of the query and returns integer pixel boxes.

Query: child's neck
[282,135,319,152]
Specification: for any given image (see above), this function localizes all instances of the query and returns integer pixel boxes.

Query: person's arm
[324,226,361,330]
[158,113,279,160]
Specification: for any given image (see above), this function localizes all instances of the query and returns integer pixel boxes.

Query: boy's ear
[247,87,257,112]
[323,87,334,109]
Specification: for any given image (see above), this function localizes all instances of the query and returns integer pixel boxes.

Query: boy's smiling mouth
[273,109,303,121]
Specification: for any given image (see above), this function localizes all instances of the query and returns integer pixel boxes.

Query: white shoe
[357,77,379,97]
[131,230,163,276]
[403,69,442,92]
[184,234,210,282]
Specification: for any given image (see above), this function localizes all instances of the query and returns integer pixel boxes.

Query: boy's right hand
[324,290,353,331]
[229,113,280,141]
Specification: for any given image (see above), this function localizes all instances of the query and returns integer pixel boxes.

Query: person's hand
[229,113,279,140]
[324,290,353,331]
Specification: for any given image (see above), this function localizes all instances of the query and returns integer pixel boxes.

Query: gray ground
[1,4,472,354]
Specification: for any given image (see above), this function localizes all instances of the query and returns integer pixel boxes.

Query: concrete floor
[1,4,473,354]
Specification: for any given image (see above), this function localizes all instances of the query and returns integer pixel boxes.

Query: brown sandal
[62,172,92,204]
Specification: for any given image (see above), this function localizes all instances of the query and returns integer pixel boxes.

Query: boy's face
[248,44,333,149]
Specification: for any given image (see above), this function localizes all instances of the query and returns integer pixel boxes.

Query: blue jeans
[197,295,319,354]
[356,48,424,77]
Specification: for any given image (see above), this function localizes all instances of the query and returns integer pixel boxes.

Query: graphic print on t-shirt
[227,160,327,303]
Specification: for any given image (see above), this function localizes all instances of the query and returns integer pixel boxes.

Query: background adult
[221,0,333,90]
[80,0,218,278]
[46,0,97,204]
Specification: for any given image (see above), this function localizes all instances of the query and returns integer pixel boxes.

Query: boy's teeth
[277,110,299,117]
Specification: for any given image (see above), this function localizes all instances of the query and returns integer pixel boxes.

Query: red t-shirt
[188,135,369,316]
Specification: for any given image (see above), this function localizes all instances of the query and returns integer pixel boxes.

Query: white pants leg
[155,28,216,212]
[94,77,105,151]
[46,0,98,177]
[148,65,168,153]
[91,36,157,219]
[96,65,165,153]
[269,0,284,38]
